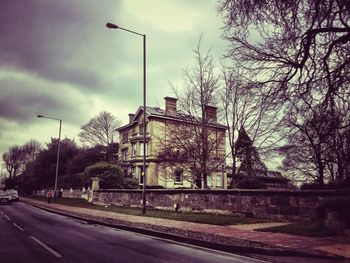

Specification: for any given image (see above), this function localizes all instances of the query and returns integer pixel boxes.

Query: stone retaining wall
[92,188,349,221]
[35,189,88,199]
[61,189,86,199]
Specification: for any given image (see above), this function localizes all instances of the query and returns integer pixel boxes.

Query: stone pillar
[91,177,100,190]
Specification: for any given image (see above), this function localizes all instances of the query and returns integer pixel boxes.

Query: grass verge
[26,195,268,226]
[258,222,336,237]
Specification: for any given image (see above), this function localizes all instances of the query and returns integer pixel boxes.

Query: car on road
[0,191,12,205]
[7,189,19,202]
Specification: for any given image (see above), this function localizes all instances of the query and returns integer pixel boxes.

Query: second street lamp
[106,22,147,214]
[37,114,62,201]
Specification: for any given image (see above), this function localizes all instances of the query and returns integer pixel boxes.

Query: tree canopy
[79,111,120,162]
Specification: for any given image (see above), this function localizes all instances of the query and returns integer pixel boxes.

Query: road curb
[21,200,345,260]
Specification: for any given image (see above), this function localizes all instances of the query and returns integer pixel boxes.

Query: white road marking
[4,215,11,221]
[30,236,62,258]
[13,222,24,231]
[112,229,269,263]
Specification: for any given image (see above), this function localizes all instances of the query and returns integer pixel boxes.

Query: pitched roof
[117,106,227,131]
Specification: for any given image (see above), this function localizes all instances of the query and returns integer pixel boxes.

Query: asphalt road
[0,202,268,263]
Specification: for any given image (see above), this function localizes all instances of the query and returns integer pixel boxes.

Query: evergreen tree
[235,128,267,177]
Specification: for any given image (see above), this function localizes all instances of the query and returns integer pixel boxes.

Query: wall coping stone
[95,188,350,196]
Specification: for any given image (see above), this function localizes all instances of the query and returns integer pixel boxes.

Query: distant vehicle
[0,191,12,205]
[6,189,19,202]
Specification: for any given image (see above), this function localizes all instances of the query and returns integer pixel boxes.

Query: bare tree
[218,0,350,182]
[2,146,24,180]
[280,95,350,184]
[282,104,332,184]
[218,0,350,106]
[21,139,41,164]
[221,67,285,182]
[79,111,120,162]
[1,140,41,181]
[160,38,225,188]
[158,118,226,188]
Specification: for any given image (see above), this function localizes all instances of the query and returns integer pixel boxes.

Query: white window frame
[207,175,212,187]
[122,149,127,160]
[216,174,222,188]
[131,143,137,156]
[139,142,147,156]
[139,166,146,185]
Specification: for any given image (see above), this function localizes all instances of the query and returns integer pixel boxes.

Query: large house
[117,97,227,189]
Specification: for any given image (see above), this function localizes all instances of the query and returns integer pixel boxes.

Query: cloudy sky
[0,0,227,158]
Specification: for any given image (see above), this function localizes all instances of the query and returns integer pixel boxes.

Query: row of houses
[115,96,291,189]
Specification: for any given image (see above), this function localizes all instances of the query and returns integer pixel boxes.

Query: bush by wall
[301,180,350,190]
[84,162,138,189]
[237,178,267,189]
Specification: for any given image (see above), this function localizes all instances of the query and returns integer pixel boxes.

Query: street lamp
[106,22,147,214]
[37,114,62,200]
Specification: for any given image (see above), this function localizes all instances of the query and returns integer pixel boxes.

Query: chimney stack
[164,97,178,116]
[205,105,217,124]
[128,113,135,123]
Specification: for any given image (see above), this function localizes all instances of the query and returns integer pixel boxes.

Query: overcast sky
[0,0,227,158]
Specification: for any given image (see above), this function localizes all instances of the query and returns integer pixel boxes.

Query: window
[121,133,128,143]
[122,149,128,160]
[139,123,147,134]
[131,143,137,156]
[139,142,147,156]
[139,166,147,184]
[216,174,222,188]
[174,168,183,184]
[207,175,212,187]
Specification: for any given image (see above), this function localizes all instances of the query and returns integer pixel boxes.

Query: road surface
[0,202,267,263]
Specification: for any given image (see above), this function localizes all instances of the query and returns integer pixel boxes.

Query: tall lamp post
[37,114,62,200]
[106,22,147,214]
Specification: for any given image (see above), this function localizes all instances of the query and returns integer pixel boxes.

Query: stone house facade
[117,97,227,189]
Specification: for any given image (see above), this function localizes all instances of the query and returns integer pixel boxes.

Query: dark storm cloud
[0,0,229,160]
[0,0,120,89]
[0,72,91,125]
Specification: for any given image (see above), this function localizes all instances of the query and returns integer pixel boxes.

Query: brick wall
[91,188,349,221]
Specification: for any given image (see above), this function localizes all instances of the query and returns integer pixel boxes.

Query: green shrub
[84,162,138,189]
[237,177,266,189]
[301,180,350,190]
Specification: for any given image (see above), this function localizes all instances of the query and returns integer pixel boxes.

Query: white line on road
[119,230,269,263]
[13,222,24,231]
[30,236,62,258]
[88,223,267,262]
[4,215,11,221]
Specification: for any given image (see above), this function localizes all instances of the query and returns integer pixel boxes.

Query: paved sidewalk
[21,197,350,260]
